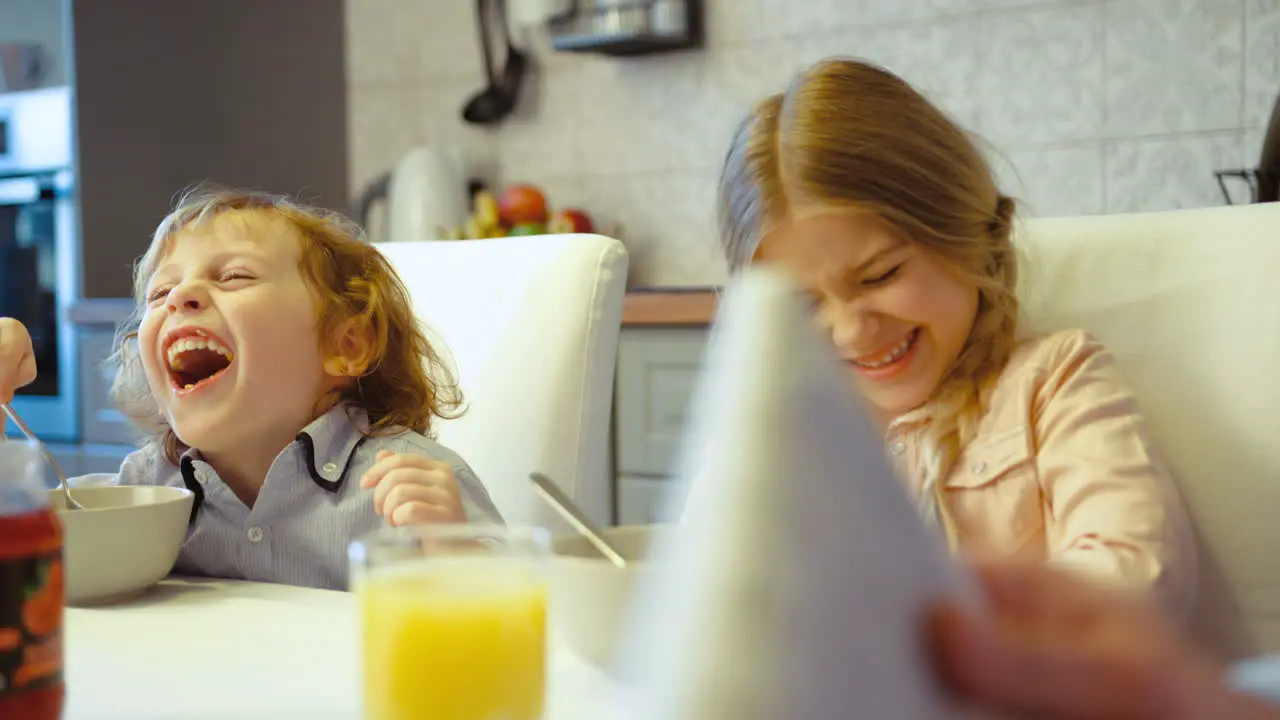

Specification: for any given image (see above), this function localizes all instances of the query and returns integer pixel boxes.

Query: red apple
[497,184,549,227]
[548,208,595,234]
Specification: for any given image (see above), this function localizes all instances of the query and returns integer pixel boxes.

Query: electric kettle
[355,145,475,243]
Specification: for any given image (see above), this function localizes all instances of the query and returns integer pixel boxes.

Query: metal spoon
[2,403,83,510]
[529,472,627,568]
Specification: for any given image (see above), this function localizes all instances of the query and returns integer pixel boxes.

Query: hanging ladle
[3,403,84,510]
[462,0,528,126]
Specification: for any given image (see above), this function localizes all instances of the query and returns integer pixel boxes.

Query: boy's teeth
[166,335,234,367]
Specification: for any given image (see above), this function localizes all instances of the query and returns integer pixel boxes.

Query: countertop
[622,288,718,326]
[70,290,721,329]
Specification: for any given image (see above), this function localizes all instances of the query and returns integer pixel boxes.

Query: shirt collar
[886,404,934,435]
[179,403,371,495]
[293,404,371,492]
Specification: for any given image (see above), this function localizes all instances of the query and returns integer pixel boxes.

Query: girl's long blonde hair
[718,58,1020,485]
[110,185,464,463]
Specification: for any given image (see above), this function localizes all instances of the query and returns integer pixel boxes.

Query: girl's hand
[928,559,1278,720]
[0,318,37,404]
[359,450,466,526]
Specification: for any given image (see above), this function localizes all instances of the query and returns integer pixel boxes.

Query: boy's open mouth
[165,331,234,392]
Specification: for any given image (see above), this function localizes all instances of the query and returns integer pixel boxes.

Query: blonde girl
[717,59,1195,613]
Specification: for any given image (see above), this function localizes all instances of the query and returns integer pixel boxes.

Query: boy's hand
[359,450,466,526]
[0,318,37,404]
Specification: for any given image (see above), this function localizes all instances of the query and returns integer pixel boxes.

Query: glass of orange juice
[349,524,550,720]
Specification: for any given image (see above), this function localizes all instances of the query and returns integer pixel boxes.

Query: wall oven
[0,86,81,443]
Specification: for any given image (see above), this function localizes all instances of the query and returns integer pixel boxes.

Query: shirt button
[247,527,264,543]
[322,461,338,474]
[971,460,987,474]
[890,441,907,456]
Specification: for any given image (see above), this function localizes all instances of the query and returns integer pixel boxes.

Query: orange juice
[359,558,547,720]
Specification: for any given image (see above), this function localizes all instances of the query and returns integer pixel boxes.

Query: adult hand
[0,318,37,404]
[928,559,1279,720]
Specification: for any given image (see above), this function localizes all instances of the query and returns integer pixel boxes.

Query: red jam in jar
[0,439,64,720]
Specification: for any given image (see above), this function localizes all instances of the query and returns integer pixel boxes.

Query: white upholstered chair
[376,233,628,531]
[1017,204,1280,661]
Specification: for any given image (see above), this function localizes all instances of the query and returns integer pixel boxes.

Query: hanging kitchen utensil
[462,0,528,126]
[495,0,529,105]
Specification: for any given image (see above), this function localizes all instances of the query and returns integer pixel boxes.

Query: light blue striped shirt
[95,404,502,590]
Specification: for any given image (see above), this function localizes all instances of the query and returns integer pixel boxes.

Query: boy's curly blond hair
[110,184,464,463]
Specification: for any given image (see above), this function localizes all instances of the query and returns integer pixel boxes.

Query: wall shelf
[549,0,702,57]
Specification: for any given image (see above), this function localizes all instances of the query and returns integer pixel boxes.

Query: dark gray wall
[72,0,349,298]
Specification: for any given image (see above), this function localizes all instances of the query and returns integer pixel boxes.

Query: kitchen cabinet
[614,327,707,478]
[611,291,714,524]
[616,475,674,525]
[59,304,140,485]
[38,441,133,490]
[78,325,138,447]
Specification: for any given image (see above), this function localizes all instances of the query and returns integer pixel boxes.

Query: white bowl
[49,485,194,605]
[549,524,666,669]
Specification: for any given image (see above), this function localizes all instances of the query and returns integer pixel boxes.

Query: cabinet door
[35,443,132,489]
[617,475,680,525]
[79,443,134,476]
[614,328,709,477]
[78,328,138,446]
[45,444,85,487]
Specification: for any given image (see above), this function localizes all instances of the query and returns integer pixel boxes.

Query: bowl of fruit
[448,183,598,240]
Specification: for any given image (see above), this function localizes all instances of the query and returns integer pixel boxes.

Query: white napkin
[612,267,987,719]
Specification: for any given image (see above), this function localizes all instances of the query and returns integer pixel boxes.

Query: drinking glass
[350,524,551,720]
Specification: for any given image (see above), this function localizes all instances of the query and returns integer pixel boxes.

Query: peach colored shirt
[888,328,1196,616]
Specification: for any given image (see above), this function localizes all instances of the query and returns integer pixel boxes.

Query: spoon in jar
[2,403,83,510]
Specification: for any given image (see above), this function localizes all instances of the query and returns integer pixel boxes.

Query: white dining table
[64,577,622,719]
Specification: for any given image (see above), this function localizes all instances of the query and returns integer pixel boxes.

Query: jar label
[0,551,63,695]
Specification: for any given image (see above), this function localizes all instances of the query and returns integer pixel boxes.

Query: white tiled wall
[346,0,1279,286]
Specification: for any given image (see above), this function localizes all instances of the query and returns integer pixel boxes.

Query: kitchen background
[348,0,1280,286]
[5,0,1277,290]
[1,0,351,452]
[1,0,1277,474]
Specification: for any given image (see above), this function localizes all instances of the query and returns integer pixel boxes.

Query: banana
[474,190,501,229]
